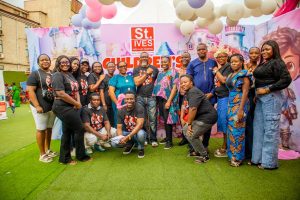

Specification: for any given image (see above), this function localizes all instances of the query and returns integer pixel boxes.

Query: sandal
[60,159,77,165]
[247,161,259,166]
[214,148,228,158]
[39,154,53,163]
[230,160,242,167]
[258,164,278,170]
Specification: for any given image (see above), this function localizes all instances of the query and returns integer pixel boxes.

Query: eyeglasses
[60,61,70,65]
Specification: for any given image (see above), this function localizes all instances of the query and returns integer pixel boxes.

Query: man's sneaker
[144,141,148,146]
[195,155,210,164]
[138,149,145,158]
[94,144,106,152]
[102,142,112,148]
[85,147,93,155]
[164,141,173,149]
[46,149,58,158]
[159,138,167,144]
[123,144,134,155]
[151,141,158,147]
[39,154,53,163]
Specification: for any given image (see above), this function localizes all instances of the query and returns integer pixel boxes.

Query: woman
[251,40,292,169]
[212,49,232,158]
[152,56,180,149]
[27,54,56,163]
[52,55,91,165]
[76,59,90,106]
[11,82,21,107]
[88,61,105,93]
[108,61,136,126]
[70,57,80,78]
[244,47,260,160]
[225,54,251,167]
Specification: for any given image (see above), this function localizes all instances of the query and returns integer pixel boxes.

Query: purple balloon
[79,5,87,18]
[82,18,94,29]
[71,14,83,27]
[188,0,206,9]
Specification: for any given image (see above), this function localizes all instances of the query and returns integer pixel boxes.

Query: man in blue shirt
[187,43,217,152]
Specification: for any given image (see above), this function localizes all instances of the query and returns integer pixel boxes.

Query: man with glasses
[133,52,159,147]
[187,43,217,154]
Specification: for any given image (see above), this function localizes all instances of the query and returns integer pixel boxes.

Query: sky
[5,0,274,25]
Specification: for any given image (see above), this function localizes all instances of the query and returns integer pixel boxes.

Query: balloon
[220,4,229,17]
[195,0,214,19]
[188,13,198,21]
[176,1,195,21]
[175,18,183,29]
[121,0,140,8]
[91,19,102,29]
[195,17,213,28]
[98,0,115,5]
[213,7,222,18]
[226,17,239,26]
[85,0,101,9]
[180,20,195,36]
[101,4,117,19]
[82,18,94,29]
[71,14,83,27]
[244,0,262,9]
[187,0,206,9]
[251,7,262,17]
[173,0,184,7]
[243,6,252,18]
[207,19,223,34]
[79,5,87,18]
[227,3,244,21]
[260,0,277,15]
[86,7,102,22]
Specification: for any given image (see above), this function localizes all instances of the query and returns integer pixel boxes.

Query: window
[0,40,3,53]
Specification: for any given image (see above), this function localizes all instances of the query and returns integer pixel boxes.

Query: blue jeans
[252,90,283,168]
[113,130,146,150]
[136,96,157,142]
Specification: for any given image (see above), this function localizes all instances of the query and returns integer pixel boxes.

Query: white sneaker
[144,141,148,146]
[71,148,76,157]
[85,148,93,155]
[151,141,158,147]
[102,142,111,148]
[46,150,58,158]
[39,154,53,163]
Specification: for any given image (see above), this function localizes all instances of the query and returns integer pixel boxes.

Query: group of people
[27,39,292,169]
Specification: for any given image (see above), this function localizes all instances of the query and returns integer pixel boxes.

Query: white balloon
[207,19,223,34]
[195,17,213,28]
[188,13,198,21]
[220,4,229,17]
[98,0,115,5]
[243,6,252,18]
[176,1,195,21]
[227,3,244,21]
[260,0,277,15]
[180,20,195,36]
[214,7,222,18]
[121,0,140,8]
[175,18,183,29]
[226,17,239,26]
[173,0,184,8]
[251,7,263,17]
[195,0,214,19]
[244,0,262,9]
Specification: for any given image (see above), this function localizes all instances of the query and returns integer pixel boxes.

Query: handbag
[37,70,54,102]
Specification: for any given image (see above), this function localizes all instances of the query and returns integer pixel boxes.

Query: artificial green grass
[0,105,300,200]
[3,71,28,86]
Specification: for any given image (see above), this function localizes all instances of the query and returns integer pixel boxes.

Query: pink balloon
[85,0,101,9]
[86,7,102,22]
[101,4,117,19]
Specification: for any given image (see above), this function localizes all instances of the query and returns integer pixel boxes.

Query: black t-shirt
[87,72,101,92]
[214,63,232,98]
[26,69,53,113]
[133,65,159,97]
[186,87,217,124]
[52,72,79,107]
[117,104,145,132]
[77,74,89,106]
[81,105,108,132]
[99,74,112,106]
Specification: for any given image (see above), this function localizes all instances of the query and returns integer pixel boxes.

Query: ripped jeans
[251,90,283,168]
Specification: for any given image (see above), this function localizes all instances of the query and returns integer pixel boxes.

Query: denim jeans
[112,130,146,150]
[136,96,157,142]
[252,90,283,168]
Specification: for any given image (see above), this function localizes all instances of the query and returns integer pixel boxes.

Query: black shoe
[138,149,145,158]
[123,144,134,155]
[164,141,173,149]
[178,138,189,146]
[187,151,201,157]
[195,155,210,164]
[159,138,167,144]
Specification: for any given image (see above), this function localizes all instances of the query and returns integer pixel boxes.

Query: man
[133,52,159,147]
[116,91,147,158]
[187,43,217,150]
[81,93,116,154]
[100,62,116,127]
[180,75,218,163]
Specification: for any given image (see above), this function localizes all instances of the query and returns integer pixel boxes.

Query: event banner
[25,9,300,150]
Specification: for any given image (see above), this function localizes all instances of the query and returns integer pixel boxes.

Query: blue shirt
[187,58,217,104]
